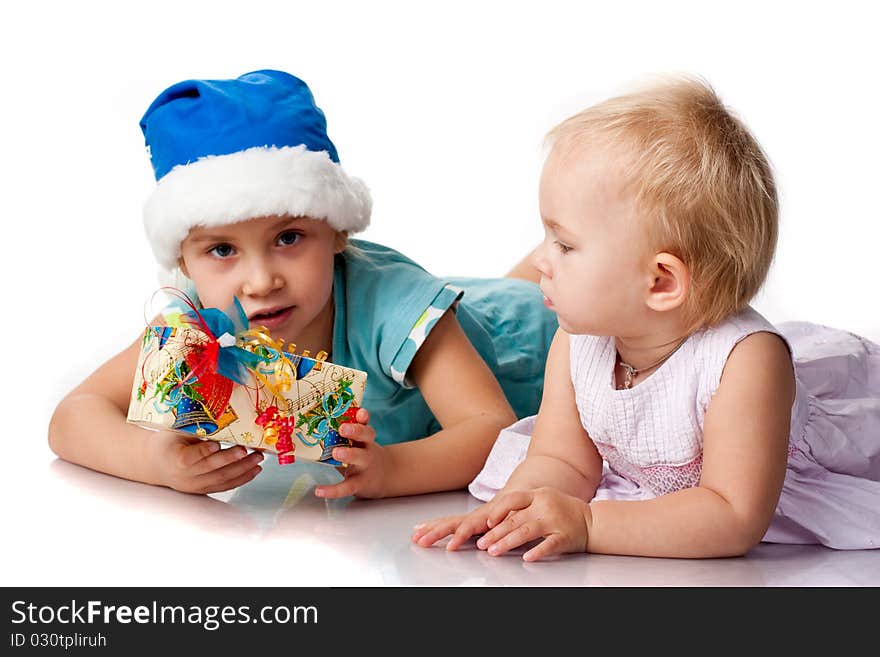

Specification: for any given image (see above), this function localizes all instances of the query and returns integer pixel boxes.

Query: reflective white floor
[9,457,880,587]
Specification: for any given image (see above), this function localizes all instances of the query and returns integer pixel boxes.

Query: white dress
[470,307,880,549]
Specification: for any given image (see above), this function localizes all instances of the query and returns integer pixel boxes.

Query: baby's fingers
[445,512,494,551]
[485,491,533,528]
[481,513,543,557]
[411,517,465,547]
[523,534,567,562]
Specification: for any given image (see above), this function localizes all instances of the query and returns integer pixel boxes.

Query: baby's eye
[554,240,573,254]
[208,243,235,258]
[276,230,302,247]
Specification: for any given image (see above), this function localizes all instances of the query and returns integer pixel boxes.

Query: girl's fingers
[339,421,376,445]
[199,464,263,494]
[196,450,264,486]
[355,407,370,425]
[179,440,222,468]
[331,445,369,468]
[189,444,251,475]
[315,474,362,499]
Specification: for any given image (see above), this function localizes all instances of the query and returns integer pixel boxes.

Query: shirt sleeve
[343,241,465,389]
[386,283,464,388]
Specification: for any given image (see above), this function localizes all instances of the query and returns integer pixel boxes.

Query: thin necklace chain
[617,336,689,389]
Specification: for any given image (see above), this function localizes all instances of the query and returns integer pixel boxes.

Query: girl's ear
[178,256,190,279]
[645,252,689,313]
[334,230,349,254]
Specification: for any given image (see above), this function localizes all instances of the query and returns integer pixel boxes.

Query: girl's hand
[412,487,593,562]
[314,408,390,499]
[151,431,264,494]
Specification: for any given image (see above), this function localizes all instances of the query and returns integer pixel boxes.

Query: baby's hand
[314,408,389,499]
[411,506,494,551]
[411,494,515,551]
[151,431,264,495]
[413,487,593,562]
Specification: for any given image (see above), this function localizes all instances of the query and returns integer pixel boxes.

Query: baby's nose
[532,249,551,277]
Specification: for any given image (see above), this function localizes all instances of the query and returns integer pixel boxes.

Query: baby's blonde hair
[547,76,778,331]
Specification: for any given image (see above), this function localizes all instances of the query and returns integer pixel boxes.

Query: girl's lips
[249,306,294,329]
[543,295,554,309]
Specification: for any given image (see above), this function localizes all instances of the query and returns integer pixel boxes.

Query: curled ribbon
[236,327,299,399]
[255,405,296,465]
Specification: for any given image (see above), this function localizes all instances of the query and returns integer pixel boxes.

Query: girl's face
[533,147,653,337]
[179,215,344,350]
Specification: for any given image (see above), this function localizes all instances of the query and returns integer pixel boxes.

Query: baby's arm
[412,328,604,548]
[492,328,603,498]
[586,331,795,558]
[48,335,263,493]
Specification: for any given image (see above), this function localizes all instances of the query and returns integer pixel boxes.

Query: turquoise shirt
[331,240,557,445]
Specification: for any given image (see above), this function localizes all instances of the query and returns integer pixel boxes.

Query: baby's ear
[178,256,190,278]
[646,252,689,313]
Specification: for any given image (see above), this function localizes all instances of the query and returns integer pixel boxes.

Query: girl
[412,77,880,559]
[48,70,557,499]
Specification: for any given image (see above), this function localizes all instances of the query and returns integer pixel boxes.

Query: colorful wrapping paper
[126,292,367,466]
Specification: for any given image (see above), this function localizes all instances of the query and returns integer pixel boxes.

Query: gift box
[126,293,367,466]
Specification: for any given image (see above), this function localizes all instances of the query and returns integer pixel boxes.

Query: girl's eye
[554,240,573,254]
[208,243,235,258]
[276,230,302,247]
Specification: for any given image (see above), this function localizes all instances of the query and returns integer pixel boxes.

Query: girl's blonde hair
[547,76,778,331]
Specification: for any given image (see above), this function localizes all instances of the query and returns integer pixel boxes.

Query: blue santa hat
[140,69,371,271]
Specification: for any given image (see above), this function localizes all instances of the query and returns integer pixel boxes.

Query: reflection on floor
[43,458,880,587]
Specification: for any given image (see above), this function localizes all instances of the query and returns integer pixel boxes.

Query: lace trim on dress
[595,442,703,496]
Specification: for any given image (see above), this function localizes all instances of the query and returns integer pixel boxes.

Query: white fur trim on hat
[144,144,371,269]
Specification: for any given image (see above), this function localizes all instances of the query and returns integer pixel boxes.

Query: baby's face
[179,215,343,350]
[533,146,653,336]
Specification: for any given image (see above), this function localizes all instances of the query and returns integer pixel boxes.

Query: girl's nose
[241,261,284,297]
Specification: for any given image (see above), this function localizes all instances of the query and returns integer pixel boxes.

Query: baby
[413,77,880,559]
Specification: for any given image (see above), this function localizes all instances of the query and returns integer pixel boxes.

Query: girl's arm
[374,310,517,497]
[48,336,263,493]
[390,323,603,498]
[49,337,164,483]
[586,331,795,558]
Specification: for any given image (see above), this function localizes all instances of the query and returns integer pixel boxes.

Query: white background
[2,0,878,585]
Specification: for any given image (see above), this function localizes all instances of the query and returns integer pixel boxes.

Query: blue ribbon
[172,297,264,386]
